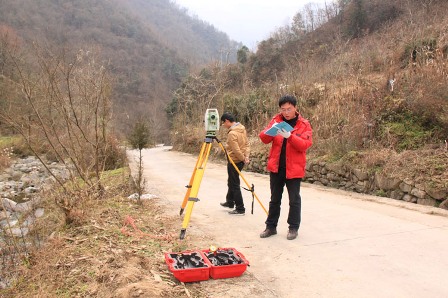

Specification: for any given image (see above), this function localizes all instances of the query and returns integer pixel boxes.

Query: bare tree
[0,41,112,221]
[292,12,307,38]
[270,25,293,46]
[303,3,318,32]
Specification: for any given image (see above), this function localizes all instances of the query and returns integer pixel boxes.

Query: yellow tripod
[179,136,268,240]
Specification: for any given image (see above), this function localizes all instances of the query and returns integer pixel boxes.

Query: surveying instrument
[179,109,268,240]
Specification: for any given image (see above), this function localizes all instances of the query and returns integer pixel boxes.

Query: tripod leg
[179,141,213,239]
[179,142,207,215]
[216,141,268,215]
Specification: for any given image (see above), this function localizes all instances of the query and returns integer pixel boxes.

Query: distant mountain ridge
[0,0,240,135]
[123,0,241,66]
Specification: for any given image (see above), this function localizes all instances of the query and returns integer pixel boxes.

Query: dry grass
[334,144,448,192]
[0,154,11,171]
[0,168,214,298]
[171,124,206,155]
[382,146,448,190]
[0,136,17,170]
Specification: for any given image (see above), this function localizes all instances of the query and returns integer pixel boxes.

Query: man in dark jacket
[259,95,313,240]
[220,112,250,215]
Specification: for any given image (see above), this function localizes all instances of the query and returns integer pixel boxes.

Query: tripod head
[204,108,219,137]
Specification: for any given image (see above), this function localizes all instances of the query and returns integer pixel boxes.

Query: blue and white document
[265,121,294,136]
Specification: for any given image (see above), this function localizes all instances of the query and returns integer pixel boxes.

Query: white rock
[127,193,158,200]
[35,208,44,217]
[13,201,34,212]
[1,198,17,211]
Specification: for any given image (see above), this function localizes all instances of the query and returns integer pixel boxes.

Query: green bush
[221,90,275,131]
[401,38,437,68]
[379,115,433,151]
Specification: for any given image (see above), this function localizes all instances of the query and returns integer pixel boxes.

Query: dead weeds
[382,147,448,190]
[0,169,214,298]
[339,145,448,191]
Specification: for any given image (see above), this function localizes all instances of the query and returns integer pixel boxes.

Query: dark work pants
[226,161,245,212]
[265,168,302,231]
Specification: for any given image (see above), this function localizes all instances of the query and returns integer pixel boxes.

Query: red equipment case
[164,247,249,282]
[201,247,250,279]
[164,251,210,283]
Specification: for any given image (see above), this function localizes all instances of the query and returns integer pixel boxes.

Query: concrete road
[128,146,448,298]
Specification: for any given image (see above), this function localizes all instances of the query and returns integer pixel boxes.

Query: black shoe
[287,229,298,240]
[228,209,245,215]
[260,228,277,238]
[220,202,234,208]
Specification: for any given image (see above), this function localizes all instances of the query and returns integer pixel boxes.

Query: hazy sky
[174,0,331,49]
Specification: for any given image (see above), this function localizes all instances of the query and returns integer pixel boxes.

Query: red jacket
[259,113,313,179]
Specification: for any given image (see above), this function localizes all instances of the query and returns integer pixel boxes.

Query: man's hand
[278,128,291,139]
[244,157,250,164]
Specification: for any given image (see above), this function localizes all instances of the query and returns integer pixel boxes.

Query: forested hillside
[124,0,241,67]
[0,0,239,139]
[168,0,447,205]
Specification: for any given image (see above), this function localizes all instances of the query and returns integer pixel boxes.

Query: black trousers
[265,167,302,230]
[225,161,245,211]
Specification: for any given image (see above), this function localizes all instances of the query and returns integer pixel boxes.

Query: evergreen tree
[128,120,151,204]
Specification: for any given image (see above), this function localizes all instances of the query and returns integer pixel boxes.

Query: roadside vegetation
[0,35,216,296]
[0,42,207,296]
[0,159,211,297]
[167,0,448,192]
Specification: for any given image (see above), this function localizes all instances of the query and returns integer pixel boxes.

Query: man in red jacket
[259,95,313,240]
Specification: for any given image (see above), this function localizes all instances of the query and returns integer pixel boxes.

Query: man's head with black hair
[278,95,297,107]
[221,112,236,129]
[278,95,298,121]
[221,112,235,123]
